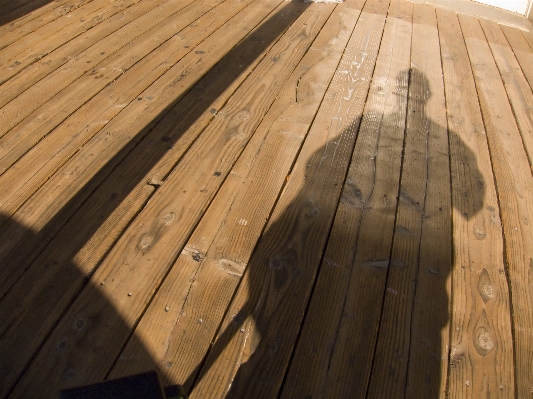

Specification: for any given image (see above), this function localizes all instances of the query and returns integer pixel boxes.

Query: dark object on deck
[58,370,187,399]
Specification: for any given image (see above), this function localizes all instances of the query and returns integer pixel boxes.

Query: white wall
[474,0,531,14]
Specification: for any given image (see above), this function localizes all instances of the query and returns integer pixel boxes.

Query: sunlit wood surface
[1,0,533,397]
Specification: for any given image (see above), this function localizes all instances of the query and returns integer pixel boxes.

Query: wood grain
[0,0,247,213]
[109,0,359,393]
[0,0,169,110]
[0,0,131,84]
[0,0,91,47]
[188,0,393,397]
[437,8,515,399]
[8,1,330,396]
[459,12,533,399]
[0,0,286,395]
[396,5,452,398]
[0,0,199,140]
[500,24,533,92]
[481,20,533,172]
[281,0,412,397]
[0,0,261,298]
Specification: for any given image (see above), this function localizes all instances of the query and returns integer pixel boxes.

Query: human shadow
[0,1,311,397]
[185,67,486,398]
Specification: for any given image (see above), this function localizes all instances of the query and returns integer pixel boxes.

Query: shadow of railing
[0,1,313,396]
[0,0,57,27]
[0,0,487,396]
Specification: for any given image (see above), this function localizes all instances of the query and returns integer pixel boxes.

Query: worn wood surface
[2,0,532,398]
[0,0,297,395]
[522,29,533,52]
[499,24,533,92]
[109,0,357,393]
[0,0,202,139]
[399,4,452,398]
[438,8,514,399]
[0,0,131,84]
[0,0,278,299]
[8,1,334,396]
[189,0,392,397]
[0,0,168,110]
[281,0,411,398]
[0,0,92,48]
[481,20,533,172]
[459,12,533,399]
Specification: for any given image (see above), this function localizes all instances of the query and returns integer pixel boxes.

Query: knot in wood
[474,327,494,356]
[74,318,86,331]
[163,212,175,224]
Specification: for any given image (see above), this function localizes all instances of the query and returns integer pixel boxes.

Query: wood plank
[437,9,514,398]
[522,29,533,51]
[0,0,124,83]
[397,5,452,398]
[500,24,533,92]
[0,0,295,394]
[0,0,88,41]
[108,0,361,393]
[437,9,514,399]
[0,0,175,110]
[8,1,331,396]
[0,0,45,13]
[315,3,449,397]
[0,0,227,215]
[459,12,533,399]
[482,20,533,172]
[0,0,198,137]
[0,0,273,301]
[0,0,35,14]
[187,0,393,397]
[280,0,412,397]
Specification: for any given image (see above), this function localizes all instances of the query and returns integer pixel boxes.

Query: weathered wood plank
[321,3,449,397]
[500,24,533,92]
[8,1,332,396]
[0,0,295,395]
[0,0,260,299]
[0,0,88,42]
[459,12,533,398]
[281,0,411,397]
[0,0,35,15]
[187,0,393,397]
[398,5,452,398]
[0,0,199,140]
[0,0,128,83]
[521,29,533,52]
[0,0,233,218]
[435,8,515,399]
[0,0,174,110]
[481,20,533,172]
[108,0,360,393]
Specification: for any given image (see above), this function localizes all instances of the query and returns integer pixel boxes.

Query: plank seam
[0,0,92,39]
[100,0,328,386]
[494,24,533,174]
[277,3,371,397]
[358,4,413,398]
[1,0,113,81]
[0,0,244,232]
[0,0,216,140]
[1,2,299,393]
[435,9,455,398]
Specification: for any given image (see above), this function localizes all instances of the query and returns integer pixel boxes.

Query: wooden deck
[1,0,533,397]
